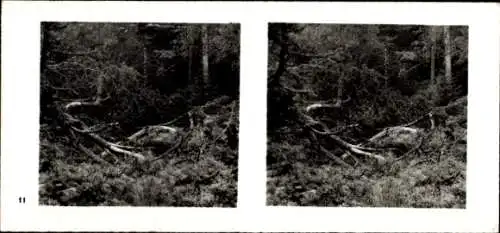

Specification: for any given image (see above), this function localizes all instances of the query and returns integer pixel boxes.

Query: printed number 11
[18,197,25,203]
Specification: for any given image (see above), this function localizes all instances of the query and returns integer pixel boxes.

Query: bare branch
[319,146,352,168]
[398,112,433,128]
[306,118,385,164]
[305,96,351,112]
[71,125,145,161]
[70,122,119,134]
[78,144,111,165]
[331,123,359,134]
[283,85,313,94]
[64,96,110,112]
[52,49,99,56]
[127,125,178,143]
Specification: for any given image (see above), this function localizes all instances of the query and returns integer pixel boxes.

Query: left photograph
[39,22,240,207]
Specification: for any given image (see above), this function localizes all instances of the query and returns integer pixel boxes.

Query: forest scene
[267,24,468,208]
[39,22,240,206]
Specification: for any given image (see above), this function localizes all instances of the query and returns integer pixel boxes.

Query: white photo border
[1,1,499,232]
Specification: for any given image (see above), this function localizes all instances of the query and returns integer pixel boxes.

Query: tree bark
[270,27,289,87]
[140,24,153,81]
[201,24,210,97]
[383,46,389,88]
[443,26,452,84]
[319,146,352,167]
[41,23,50,74]
[383,47,388,76]
[337,71,344,102]
[430,26,436,84]
[268,25,297,132]
[65,113,145,161]
[309,125,386,164]
[187,26,193,84]
[64,74,108,112]
[143,38,150,80]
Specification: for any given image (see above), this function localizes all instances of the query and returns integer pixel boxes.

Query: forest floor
[39,97,239,207]
[267,97,467,208]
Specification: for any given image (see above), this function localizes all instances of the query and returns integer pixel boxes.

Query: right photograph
[267,23,468,208]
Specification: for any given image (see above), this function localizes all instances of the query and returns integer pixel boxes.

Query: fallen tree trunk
[78,143,112,165]
[305,115,386,164]
[62,97,146,161]
[319,146,352,168]
[305,96,352,113]
[303,109,440,165]
[127,125,180,147]
[366,126,423,149]
[70,124,146,161]
[62,95,235,163]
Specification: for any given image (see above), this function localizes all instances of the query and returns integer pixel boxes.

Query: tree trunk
[383,46,389,88]
[96,74,104,101]
[443,26,452,84]
[143,36,151,80]
[41,23,50,74]
[268,25,295,132]
[337,70,344,101]
[201,24,210,99]
[430,26,436,84]
[140,23,153,81]
[270,27,289,87]
[186,25,194,84]
[188,41,193,85]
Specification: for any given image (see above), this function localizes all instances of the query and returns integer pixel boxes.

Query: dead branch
[63,100,145,161]
[70,122,119,134]
[71,125,145,161]
[283,85,313,94]
[127,125,177,141]
[55,67,150,162]
[305,96,352,112]
[78,144,111,165]
[52,49,99,56]
[308,123,386,164]
[64,73,109,112]
[349,145,386,163]
[330,123,359,134]
[127,125,179,148]
[304,109,432,164]
[105,142,138,150]
[367,126,419,143]
[160,112,189,126]
[398,112,434,128]
[289,50,338,58]
[64,96,110,111]
[352,144,388,153]
[319,146,352,168]
[151,133,186,162]
[299,89,467,168]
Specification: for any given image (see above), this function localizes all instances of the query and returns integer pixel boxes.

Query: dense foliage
[267,24,467,207]
[39,22,240,206]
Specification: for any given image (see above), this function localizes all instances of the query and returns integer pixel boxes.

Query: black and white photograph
[2,1,499,232]
[39,22,240,206]
[267,23,468,208]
